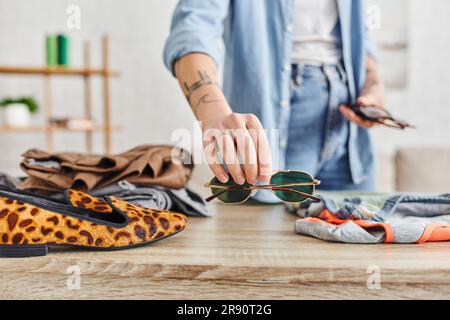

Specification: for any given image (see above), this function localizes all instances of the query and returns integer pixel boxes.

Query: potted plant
[0,97,39,128]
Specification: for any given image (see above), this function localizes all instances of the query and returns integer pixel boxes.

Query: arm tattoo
[183,70,217,102]
[194,93,224,111]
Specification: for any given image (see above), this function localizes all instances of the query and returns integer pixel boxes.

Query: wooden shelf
[0,125,120,133]
[0,65,120,77]
[0,35,118,154]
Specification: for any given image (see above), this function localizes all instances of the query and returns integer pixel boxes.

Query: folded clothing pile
[20,145,192,192]
[9,145,212,217]
[290,192,450,244]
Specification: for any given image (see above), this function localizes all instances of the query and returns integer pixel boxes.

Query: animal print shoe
[0,186,186,257]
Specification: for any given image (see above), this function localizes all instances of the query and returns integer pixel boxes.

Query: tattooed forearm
[183,70,218,102]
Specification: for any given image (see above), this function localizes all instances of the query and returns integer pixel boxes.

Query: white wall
[0,0,449,189]
[369,0,450,190]
[372,0,450,151]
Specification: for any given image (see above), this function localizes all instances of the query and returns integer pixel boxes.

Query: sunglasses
[349,104,414,129]
[204,170,321,204]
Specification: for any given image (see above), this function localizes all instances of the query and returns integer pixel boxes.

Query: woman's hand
[340,57,386,128]
[174,53,272,185]
[202,113,272,185]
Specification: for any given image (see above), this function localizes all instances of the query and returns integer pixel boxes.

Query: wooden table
[1,203,449,299]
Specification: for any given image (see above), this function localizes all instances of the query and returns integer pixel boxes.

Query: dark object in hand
[348,104,415,129]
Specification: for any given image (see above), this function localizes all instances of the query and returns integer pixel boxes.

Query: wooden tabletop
[1,201,450,300]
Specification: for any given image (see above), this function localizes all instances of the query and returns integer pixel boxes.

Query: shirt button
[280,140,287,148]
[283,64,291,72]
[280,100,289,108]
[286,24,294,32]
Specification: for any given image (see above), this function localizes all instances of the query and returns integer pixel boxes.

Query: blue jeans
[253,64,376,203]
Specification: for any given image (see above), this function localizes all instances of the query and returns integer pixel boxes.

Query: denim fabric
[294,192,450,244]
[164,0,376,185]
[286,64,373,192]
[296,193,450,221]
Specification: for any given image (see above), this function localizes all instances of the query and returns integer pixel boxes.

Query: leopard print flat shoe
[0,186,186,257]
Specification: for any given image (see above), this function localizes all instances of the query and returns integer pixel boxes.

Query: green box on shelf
[57,34,69,67]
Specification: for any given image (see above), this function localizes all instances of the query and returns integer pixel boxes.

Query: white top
[291,0,341,65]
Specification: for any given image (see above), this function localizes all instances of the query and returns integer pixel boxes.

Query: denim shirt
[164,0,375,184]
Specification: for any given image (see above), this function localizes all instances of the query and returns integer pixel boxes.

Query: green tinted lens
[270,171,314,202]
[210,177,252,203]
